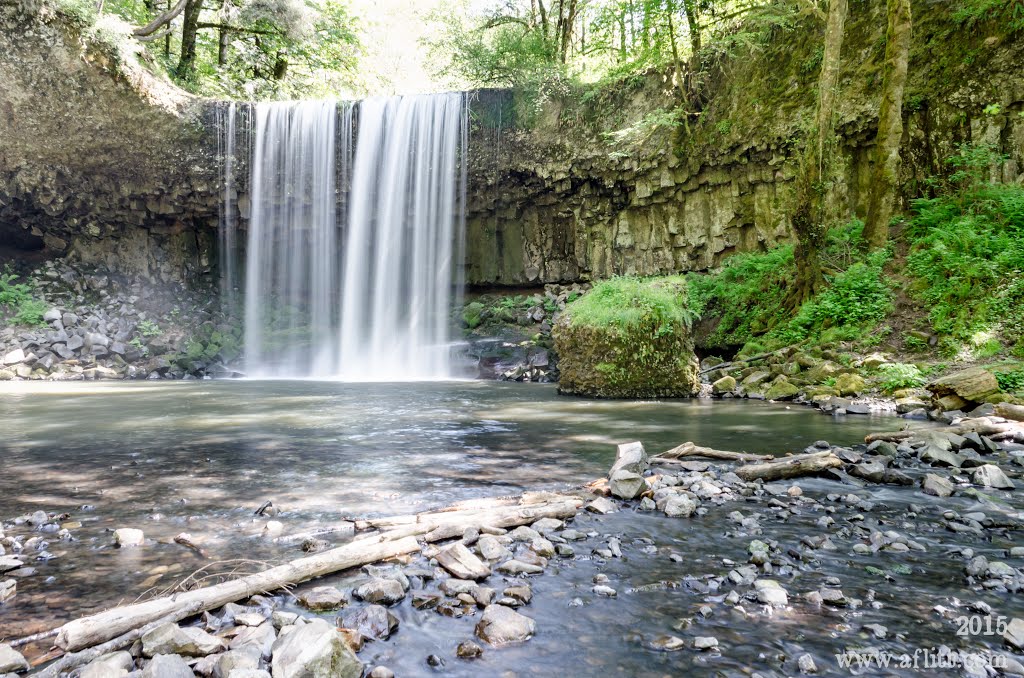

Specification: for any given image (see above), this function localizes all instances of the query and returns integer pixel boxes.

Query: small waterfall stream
[219,94,468,379]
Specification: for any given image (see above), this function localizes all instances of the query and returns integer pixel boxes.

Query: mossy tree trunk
[176,0,202,80]
[788,0,848,309]
[864,0,912,250]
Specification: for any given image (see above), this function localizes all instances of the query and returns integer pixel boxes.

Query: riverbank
[2,385,1024,676]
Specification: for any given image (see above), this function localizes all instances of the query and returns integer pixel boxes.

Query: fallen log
[53,536,420,652]
[356,493,559,530]
[37,602,204,678]
[656,441,771,463]
[995,402,1024,423]
[698,349,786,375]
[356,498,583,544]
[734,451,842,482]
[421,499,581,542]
[864,420,1019,443]
[273,522,355,545]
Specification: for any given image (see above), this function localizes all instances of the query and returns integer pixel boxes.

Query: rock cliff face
[462,1,1024,286]
[1,0,1023,290]
[0,0,219,284]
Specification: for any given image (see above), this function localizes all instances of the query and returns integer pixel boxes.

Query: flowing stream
[4,382,1022,676]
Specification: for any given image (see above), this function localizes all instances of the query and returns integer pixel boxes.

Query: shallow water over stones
[0,380,929,661]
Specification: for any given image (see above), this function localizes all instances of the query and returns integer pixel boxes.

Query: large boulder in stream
[926,367,1000,411]
[553,277,700,398]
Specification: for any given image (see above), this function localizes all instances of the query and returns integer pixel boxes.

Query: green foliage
[687,244,795,349]
[129,337,149,356]
[462,301,485,329]
[0,268,48,327]
[70,0,361,99]
[996,369,1024,393]
[602,107,685,150]
[777,253,893,344]
[952,0,1024,33]
[688,221,890,351]
[906,144,1024,345]
[876,363,926,392]
[569,276,697,335]
[53,0,98,25]
[137,319,161,337]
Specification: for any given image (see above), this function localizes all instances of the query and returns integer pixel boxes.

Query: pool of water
[0,380,927,658]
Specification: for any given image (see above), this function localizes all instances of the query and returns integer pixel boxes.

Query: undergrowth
[905,143,1024,355]
[569,276,697,335]
[0,268,48,327]
[688,220,892,352]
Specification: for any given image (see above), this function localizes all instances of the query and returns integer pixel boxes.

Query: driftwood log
[734,451,843,481]
[355,496,582,544]
[655,441,771,463]
[41,493,583,658]
[53,536,421,652]
[37,602,204,678]
[864,419,1020,443]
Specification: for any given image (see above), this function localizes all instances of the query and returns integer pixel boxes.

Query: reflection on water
[0,381,901,639]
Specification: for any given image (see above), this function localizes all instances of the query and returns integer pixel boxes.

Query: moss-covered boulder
[835,373,866,396]
[765,380,801,401]
[553,277,699,398]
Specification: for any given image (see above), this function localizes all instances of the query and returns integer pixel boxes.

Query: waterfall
[222,93,467,380]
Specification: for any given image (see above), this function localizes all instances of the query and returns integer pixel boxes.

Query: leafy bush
[906,145,1024,345]
[0,268,48,327]
[996,369,1024,393]
[570,276,697,336]
[876,363,926,392]
[688,220,891,350]
[687,245,794,349]
[138,319,161,337]
[778,252,893,344]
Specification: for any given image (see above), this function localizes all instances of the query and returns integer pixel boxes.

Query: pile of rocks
[703,349,1022,421]
[0,260,238,381]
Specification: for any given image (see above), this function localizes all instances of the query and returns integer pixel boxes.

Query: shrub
[0,268,48,327]
[570,276,697,335]
[876,363,926,392]
[996,369,1024,393]
[906,149,1024,344]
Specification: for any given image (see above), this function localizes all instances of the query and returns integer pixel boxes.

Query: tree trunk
[684,0,700,96]
[55,536,421,652]
[217,26,229,66]
[665,0,687,97]
[788,0,848,308]
[864,0,912,250]
[175,0,202,80]
[537,0,549,38]
[734,451,843,481]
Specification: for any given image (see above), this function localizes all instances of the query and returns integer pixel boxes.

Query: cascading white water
[228,93,466,380]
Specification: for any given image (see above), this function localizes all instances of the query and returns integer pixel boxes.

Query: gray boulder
[141,623,227,658]
[610,441,649,476]
[474,605,536,646]
[608,470,646,499]
[973,464,1015,490]
[270,620,361,678]
[142,654,195,678]
[80,652,134,678]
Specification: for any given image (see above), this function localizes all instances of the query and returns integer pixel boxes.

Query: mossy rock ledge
[552,278,700,398]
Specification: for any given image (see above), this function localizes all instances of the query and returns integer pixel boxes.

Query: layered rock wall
[0,0,219,283]
[463,1,1024,286]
